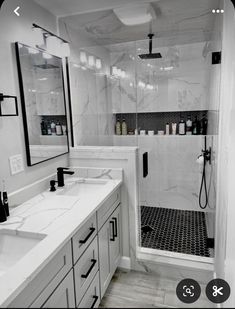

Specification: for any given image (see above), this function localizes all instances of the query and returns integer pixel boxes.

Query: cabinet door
[109,205,121,274]
[42,270,75,308]
[98,219,112,298]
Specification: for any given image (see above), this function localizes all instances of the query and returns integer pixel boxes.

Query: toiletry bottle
[121,119,127,135]
[56,121,63,135]
[192,116,198,135]
[179,118,186,135]
[2,181,9,217]
[165,123,170,135]
[41,119,47,135]
[172,123,177,135]
[47,123,52,135]
[51,120,56,135]
[62,125,67,135]
[115,118,121,135]
[0,192,7,223]
[186,115,192,135]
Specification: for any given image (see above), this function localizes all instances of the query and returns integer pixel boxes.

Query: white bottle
[179,119,186,135]
[56,121,62,135]
[165,123,170,135]
[51,120,56,135]
[115,118,121,135]
[121,119,127,135]
[172,123,177,135]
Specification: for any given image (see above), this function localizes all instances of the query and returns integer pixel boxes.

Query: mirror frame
[15,42,69,166]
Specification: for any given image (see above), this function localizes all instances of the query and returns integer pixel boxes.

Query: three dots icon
[212,9,224,13]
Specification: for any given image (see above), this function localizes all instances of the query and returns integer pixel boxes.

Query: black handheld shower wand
[199,136,211,209]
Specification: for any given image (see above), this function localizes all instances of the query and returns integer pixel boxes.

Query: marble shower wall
[110,41,211,114]
[138,135,216,213]
[59,21,114,147]
[70,64,114,146]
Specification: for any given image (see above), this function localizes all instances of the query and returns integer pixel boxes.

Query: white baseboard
[118,256,131,270]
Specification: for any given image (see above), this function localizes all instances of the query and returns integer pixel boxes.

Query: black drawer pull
[112,217,118,237]
[110,221,115,241]
[91,295,99,308]
[79,227,95,244]
[81,259,97,279]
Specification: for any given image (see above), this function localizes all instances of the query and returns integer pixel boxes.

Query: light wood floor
[99,268,213,308]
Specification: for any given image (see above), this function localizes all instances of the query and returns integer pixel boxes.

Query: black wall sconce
[0,93,19,117]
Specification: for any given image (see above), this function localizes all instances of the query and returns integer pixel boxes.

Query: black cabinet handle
[79,227,95,244]
[91,295,99,308]
[110,221,115,241]
[112,217,118,237]
[81,259,97,279]
[143,152,148,178]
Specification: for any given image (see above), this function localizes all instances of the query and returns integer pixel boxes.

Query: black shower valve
[202,147,212,164]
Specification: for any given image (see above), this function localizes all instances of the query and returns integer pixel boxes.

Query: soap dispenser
[0,192,7,223]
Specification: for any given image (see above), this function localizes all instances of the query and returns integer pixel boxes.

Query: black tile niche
[115,110,208,134]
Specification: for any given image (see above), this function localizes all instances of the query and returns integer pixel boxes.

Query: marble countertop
[0,177,122,307]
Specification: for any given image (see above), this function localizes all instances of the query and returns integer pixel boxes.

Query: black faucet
[57,167,75,187]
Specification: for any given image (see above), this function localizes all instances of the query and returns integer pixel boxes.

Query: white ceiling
[34,0,220,47]
[34,0,156,17]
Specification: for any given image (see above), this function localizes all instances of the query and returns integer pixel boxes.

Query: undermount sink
[57,178,108,196]
[0,229,46,277]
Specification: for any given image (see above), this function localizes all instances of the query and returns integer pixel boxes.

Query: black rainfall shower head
[139,53,162,60]
[138,33,162,60]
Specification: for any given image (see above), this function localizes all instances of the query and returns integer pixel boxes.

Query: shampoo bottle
[121,119,127,135]
[56,121,63,136]
[179,118,186,135]
[115,118,121,135]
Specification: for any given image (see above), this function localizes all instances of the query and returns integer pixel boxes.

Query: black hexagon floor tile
[140,206,211,257]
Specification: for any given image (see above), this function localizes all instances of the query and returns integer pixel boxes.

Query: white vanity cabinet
[8,187,121,309]
[98,205,121,298]
[41,270,75,308]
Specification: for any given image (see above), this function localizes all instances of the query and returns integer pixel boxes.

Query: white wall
[0,0,69,193]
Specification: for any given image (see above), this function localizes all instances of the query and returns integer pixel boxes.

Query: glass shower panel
[69,49,114,146]
[110,42,138,147]
[136,37,220,258]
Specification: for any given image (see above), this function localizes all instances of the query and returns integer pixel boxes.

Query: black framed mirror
[15,42,69,166]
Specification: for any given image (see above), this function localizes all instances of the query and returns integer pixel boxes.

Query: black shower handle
[143,152,148,178]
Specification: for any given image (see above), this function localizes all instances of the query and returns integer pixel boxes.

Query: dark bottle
[3,191,9,217]
[0,192,7,222]
[192,116,200,135]
[40,119,47,135]
[200,115,208,135]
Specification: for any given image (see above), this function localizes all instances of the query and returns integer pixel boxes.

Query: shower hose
[199,151,209,209]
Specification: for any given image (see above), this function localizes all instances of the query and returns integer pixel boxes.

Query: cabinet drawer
[74,237,99,306]
[72,213,97,264]
[42,270,75,308]
[10,242,73,308]
[78,272,100,308]
[97,188,120,230]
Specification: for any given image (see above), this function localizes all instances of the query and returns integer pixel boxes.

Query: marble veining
[0,173,122,307]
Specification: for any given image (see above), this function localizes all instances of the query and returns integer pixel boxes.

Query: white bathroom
[0,0,235,308]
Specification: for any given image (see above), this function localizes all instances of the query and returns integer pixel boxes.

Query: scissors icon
[213,286,224,297]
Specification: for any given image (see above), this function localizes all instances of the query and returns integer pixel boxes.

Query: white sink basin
[0,229,46,277]
[57,178,108,196]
